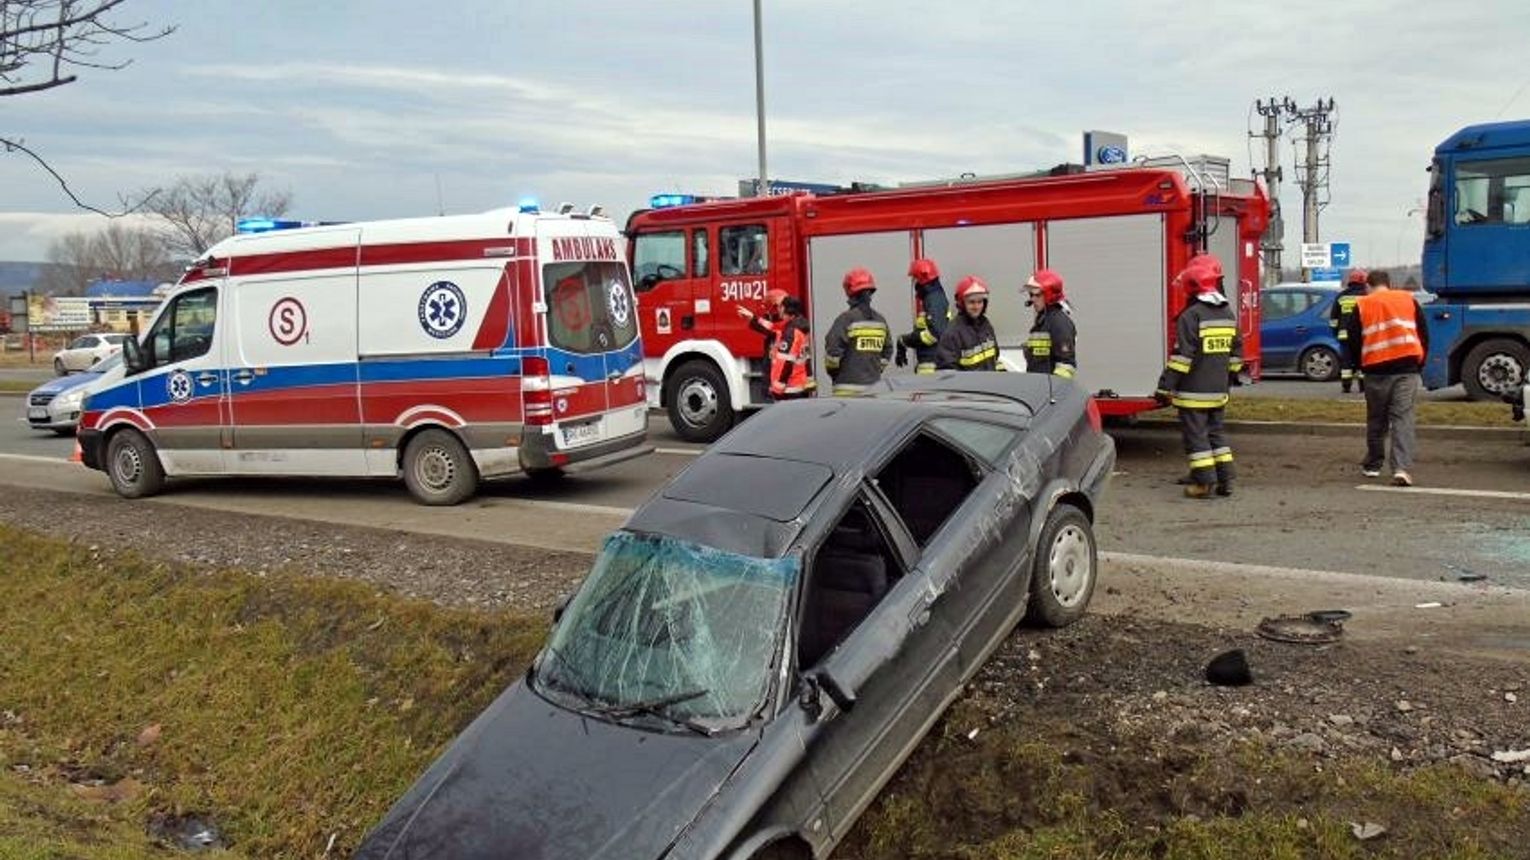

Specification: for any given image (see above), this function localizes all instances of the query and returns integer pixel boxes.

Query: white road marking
[654,446,703,457]
[1101,551,1525,594]
[1356,485,1530,502]
[0,452,71,465]
[496,498,635,517]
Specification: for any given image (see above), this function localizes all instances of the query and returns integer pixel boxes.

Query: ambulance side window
[692,229,710,278]
[720,225,769,275]
[633,231,686,291]
[145,287,218,367]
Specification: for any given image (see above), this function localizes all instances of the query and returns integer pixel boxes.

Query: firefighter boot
[1183,483,1215,500]
[1216,481,1234,497]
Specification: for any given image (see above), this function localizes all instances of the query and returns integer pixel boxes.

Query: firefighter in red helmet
[1330,268,1368,393]
[824,267,892,395]
[1156,255,1244,498]
[895,258,951,374]
[1021,269,1077,378]
[935,276,1000,371]
[738,289,815,400]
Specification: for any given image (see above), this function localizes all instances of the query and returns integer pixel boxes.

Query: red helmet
[1025,269,1065,305]
[1346,268,1369,286]
[1189,253,1224,281]
[1175,260,1220,296]
[908,258,940,284]
[764,288,790,309]
[842,267,876,297]
[955,275,990,303]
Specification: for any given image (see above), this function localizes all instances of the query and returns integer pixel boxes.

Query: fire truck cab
[628,167,1269,442]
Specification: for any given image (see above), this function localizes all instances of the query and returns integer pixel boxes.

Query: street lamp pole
[753,0,768,196]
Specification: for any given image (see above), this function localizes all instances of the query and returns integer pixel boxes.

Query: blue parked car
[1260,284,1343,381]
[19,354,119,435]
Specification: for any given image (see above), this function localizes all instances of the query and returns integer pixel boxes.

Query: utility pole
[752,0,769,197]
[1288,97,1337,280]
[1252,97,1295,288]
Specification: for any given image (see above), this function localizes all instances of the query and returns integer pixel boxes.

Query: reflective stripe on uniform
[1361,318,1417,337]
[1361,333,1422,357]
[832,384,870,396]
[1053,364,1075,378]
[1025,332,1052,356]
[959,345,998,367]
[1166,354,1193,373]
[1187,450,1216,469]
[1228,358,1244,373]
[915,362,936,374]
[1212,446,1233,464]
[1172,391,1229,409]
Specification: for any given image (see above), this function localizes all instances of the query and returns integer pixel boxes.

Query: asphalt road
[4,393,1528,589]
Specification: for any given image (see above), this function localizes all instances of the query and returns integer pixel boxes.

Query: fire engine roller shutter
[1208,216,1243,335]
[920,223,1038,353]
[1043,214,1167,398]
[806,231,916,393]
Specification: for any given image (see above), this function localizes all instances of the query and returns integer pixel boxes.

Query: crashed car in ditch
[355,372,1115,860]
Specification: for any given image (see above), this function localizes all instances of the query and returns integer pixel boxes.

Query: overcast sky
[3,0,1528,268]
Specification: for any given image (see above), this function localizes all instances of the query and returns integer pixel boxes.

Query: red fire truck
[627,165,1269,441]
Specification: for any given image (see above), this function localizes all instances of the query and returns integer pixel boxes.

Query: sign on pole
[1300,243,1331,269]
[1329,242,1352,268]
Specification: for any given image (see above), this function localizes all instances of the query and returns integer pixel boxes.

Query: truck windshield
[543,261,638,355]
[534,531,797,730]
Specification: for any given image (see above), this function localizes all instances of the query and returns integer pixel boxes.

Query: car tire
[1024,503,1097,628]
[105,428,166,499]
[1461,338,1530,401]
[402,428,479,506]
[53,358,66,376]
[666,359,734,443]
[1298,345,1340,382]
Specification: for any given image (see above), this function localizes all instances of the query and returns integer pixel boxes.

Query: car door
[631,227,703,353]
[1258,290,1298,370]
[134,286,228,474]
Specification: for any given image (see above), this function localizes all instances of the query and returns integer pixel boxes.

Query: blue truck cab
[1421,120,1530,400]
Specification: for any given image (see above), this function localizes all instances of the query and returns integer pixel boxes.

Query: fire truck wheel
[106,428,166,499]
[403,428,479,506]
[666,359,734,443]
[1024,504,1096,628]
[1462,338,1530,401]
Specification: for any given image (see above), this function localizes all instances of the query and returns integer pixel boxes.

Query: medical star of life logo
[607,281,632,328]
[166,370,193,404]
[418,281,467,339]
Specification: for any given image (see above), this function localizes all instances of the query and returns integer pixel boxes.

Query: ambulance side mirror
[122,335,149,376]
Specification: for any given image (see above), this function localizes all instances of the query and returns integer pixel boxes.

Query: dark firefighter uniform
[747,313,815,399]
[935,309,999,371]
[1157,283,1244,497]
[825,299,892,395]
[1329,278,1367,392]
[898,280,951,374]
[1023,306,1078,379]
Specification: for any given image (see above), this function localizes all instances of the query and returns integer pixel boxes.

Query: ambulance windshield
[544,261,638,355]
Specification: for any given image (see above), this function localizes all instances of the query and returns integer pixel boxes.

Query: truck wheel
[666,359,734,443]
[1299,346,1340,382]
[1462,339,1530,401]
[1024,504,1096,628]
[402,429,479,506]
[105,428,166,499]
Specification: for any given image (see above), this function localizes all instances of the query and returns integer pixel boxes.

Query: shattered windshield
[535,531,798,730]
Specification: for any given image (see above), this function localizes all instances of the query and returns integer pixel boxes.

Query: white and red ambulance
[77,205,650,505]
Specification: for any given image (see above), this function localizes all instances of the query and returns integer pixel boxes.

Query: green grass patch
[0,380,37,394]
[0,526,547,857]
[1140,395,1520,428]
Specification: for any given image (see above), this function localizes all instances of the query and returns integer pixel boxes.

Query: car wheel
[666,359,734,443]
[1024,503,1096,628]
[402,428,479,506]
[1298,345,1340,382]
[105,429,166,499]
[53,358,66,376]
[1462,338,1530,401]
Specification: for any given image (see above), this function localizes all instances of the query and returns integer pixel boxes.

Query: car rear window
[663,454,833,522]
[543,261,638,355]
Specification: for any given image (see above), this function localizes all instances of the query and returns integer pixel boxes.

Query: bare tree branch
[1,135,155,216]
[134,172,294,257]
[40,221,177,295]
[1,0,174,97]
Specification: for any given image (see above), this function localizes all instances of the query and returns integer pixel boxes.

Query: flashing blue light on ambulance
[517,196,540,213]
[236,217,313,234]
[649,193,697,209]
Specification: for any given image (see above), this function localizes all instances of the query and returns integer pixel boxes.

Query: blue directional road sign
[1329,242,1352,268]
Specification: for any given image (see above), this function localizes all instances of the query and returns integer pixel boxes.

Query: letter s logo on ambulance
[268,296,308,346]
[418,281,466,339]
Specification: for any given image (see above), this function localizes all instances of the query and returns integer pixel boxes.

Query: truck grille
[29,393,54,407]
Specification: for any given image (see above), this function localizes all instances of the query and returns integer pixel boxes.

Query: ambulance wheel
[403,429,479,506]
[106,428,165,499]
[667,359,734,443]
[1462,338,1530,401]
[1299,346,1340,382]
[1024,504,1096,628]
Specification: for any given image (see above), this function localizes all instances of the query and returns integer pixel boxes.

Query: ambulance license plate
[28,407,49,421]
[561,419,601,446]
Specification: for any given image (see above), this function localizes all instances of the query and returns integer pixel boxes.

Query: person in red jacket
[738,289,815,399]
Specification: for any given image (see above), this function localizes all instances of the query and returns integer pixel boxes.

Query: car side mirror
[551,592,573,625]
[797,670,856,722]
[122,336,148,376]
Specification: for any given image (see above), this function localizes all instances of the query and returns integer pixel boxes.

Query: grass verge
[0,381,37,394]
[1139,395,1520,428]
[0,526,547,857]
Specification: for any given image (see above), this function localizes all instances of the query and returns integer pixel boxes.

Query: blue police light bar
[649,193,698,209]
[235,217,316,234]
[517,196,540,213]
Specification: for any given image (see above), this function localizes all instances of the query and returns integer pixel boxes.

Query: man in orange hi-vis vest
[1345,270,1429,487]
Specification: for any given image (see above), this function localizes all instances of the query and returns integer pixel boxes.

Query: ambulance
[76,204,651,505]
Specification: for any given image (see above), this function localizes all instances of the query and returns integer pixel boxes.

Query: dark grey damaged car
[355,372,1115,860]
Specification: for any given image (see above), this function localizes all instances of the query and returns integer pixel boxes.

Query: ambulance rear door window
[544,261,638,355]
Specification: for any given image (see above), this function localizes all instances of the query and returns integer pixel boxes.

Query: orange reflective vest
[1356,289,1425,368]
[769,316,815,397]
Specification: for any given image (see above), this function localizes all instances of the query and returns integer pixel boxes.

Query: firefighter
[738,289,815,400]
[895,258,951,374]
[824,267,892,395]
[1021,268,1077,378]
[1156,256,1244,499]
[935,275,1000,371]
[1330,268,1368,393]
